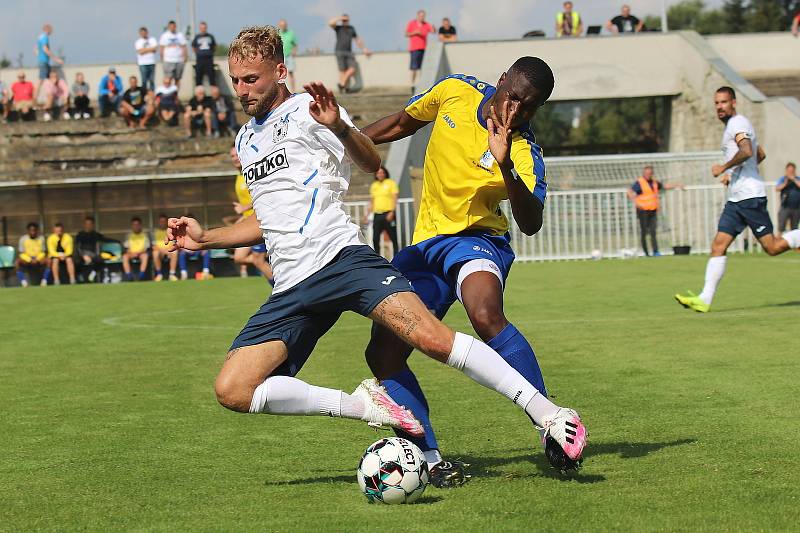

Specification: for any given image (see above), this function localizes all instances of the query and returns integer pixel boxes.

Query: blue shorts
[391,232,515,317]
[718,197,773,238]
[230,245,412,377]
[410,50,425,70]
[251,244,267,253]
[38,63,51,80]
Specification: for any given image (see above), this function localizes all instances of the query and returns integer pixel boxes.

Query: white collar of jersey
[252,93,303,127]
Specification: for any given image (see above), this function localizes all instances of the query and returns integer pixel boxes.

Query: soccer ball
[357,437,429,504]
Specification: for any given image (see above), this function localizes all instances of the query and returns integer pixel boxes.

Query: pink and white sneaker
[539,408,587,471]
[351,379,425,437]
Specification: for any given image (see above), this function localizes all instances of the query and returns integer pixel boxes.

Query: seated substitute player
[152,214,178,281]
[361,59,585,483]
[46,222,76,285]
[675,86,800,313]
[166,26,586,459]
[16,222,48,287]
[122,216,151,281]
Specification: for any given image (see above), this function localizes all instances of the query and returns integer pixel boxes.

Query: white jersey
[236,93,365,293]
[721,114,765,202]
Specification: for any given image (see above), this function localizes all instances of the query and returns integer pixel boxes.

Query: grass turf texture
[2,254,799,531]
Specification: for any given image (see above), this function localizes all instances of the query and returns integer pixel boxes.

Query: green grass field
[3,254,799,531]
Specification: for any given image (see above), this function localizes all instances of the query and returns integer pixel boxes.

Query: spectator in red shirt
[405,10,435,90]
[11,71,36,119]
[792,12,799,37]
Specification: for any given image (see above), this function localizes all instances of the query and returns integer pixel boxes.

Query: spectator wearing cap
[71,72,91,119]
[328,14,371,94]
[11,71,36,120]
[98,68,123,117]
[160,20,188,89]
[135,27,158,92]
[606,4,643,34]
[192,21,217,87]
[776,162,800,234]
[278,19,299,92]
[39,70,70,121]
[35,24,64,102]
[405,10,435,90]
[438,18,458,42]
[556,1,583,37]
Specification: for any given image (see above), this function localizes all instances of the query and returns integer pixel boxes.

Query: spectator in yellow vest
[556,1,583,37]
[364,165,399,258]
[46,222,76,284]
[627,165,682,256]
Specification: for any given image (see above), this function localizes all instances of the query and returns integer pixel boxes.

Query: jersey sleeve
[309,105,357,163]
[405,78,451,122]
[728,115,754,140]
[389,180,399,195]
[63,234,74,256]
[510,133,547,204]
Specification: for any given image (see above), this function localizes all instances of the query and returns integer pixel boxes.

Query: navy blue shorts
[718,197,773,238]
[229,245,412,376]
[392,232,515,318]
[409,50,425,70]
[251,243,267,253]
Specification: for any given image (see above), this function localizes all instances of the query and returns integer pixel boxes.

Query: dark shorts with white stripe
[229,245,412,376]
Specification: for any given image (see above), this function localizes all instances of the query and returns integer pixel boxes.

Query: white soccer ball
[357,437,429,504]
[590,249,603,260]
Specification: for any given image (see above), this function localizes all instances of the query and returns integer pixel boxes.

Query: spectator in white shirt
[135,27,158,92]
[159,20,188,88]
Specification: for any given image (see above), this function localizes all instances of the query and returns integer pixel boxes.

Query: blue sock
[138,271,146,280]
[382,368,439,452]
[201,252,211,271]
[488,323,547,396]
[178,252,188,272]
[43,268,51,283]
[16,270,26,283]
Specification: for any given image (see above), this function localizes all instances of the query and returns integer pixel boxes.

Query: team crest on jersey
[243,148,290,184]
[273,116,290,142]
[478,150,495,171]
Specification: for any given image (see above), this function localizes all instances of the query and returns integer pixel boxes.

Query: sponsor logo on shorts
[755,225,766,233]
[381,275,397,285]
[472,245,494,256]
[243,148,289,184]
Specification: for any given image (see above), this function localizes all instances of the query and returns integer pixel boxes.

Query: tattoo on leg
[374,294,422,338]
[225,348,241,362]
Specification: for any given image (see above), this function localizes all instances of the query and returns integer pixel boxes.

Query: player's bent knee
[468,306,508,340]
[214,363,254,413]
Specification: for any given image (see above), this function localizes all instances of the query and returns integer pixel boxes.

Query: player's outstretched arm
[166,214,263,251]
[305,81,381,173]
[363,111,429,145]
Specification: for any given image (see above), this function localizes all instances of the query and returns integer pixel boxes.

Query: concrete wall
[706,32,800,77]
[0,50,410,101]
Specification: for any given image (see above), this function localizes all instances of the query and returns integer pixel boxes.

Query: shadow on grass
[264,474,354,486]
[451,438,696,485]
[716,300,800,313]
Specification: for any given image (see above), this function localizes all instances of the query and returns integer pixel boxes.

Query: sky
[0,0,725,67]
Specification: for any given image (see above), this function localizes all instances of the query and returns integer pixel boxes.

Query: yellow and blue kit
[393,74,547,316]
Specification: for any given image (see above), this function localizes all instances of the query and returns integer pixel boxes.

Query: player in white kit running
[166,26,586,463]
[675,86,800,313]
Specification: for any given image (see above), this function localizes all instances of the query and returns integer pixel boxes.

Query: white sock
[782,229,800,249]
[698,256,727,305]
[248,375,364,419]
[445,332,558,425]
[423,450,443,467]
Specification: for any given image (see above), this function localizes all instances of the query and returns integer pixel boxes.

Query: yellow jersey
[18,235,46,262]
[370,179,399,214]
[235,173,255,218]
[124,231,151,254]
[153,228,169,250]
[405,74,546,244]
[46,232,74,257]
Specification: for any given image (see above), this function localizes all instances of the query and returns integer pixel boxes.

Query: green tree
[747,0,784,31]
[214,42,229,57]
[0,55,10,69]
[723,0,748,32]
[662,0,725,34]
